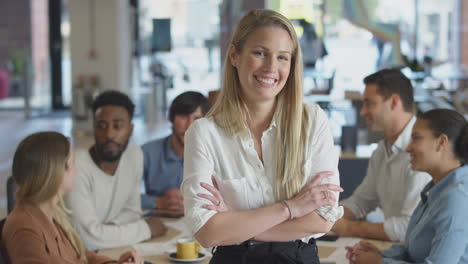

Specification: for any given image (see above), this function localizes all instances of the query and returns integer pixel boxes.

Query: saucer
[168,252,207,263]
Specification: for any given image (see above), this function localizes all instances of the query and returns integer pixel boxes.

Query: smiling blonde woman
[181,9,343,264]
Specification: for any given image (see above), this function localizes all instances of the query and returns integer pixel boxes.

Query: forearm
[195,202,289,247]
[111,209,142,225]
[254,211,334,242]
[350,221,390,241]
[114,197,145,224]
[342,206,357,220]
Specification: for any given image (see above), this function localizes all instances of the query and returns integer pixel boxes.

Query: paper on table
[132,218,194,257]
[133,240,176,257]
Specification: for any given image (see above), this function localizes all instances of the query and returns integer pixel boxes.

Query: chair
[2,177,13,264]
[208,90,219,106]
[0,218,7,264]
[338,158,369,200]
[6,177,15,214]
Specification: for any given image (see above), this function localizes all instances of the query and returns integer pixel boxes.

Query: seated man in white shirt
[66,90,167,250]
[331,69,431,242]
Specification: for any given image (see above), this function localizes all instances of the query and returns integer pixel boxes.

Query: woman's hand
[353,248,383,264]
[197,176,230,212]
[346,241,382,264]
[286,171,343,219]
[117,250,143,264]
[346,242,365,262]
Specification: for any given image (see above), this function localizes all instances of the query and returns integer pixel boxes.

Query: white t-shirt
[182,104,343,239]
[340,117,432,241]
[66,142,151,250]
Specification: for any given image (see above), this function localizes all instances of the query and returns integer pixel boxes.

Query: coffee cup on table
[176,237,201,259]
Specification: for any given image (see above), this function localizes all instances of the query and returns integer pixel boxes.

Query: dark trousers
[210,239,320,264]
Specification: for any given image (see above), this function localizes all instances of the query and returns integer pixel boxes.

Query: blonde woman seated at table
[181,9,343,264]
[347,109,468,264]
[1,132,143,264]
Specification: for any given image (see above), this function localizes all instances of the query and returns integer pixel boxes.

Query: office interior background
[0,0,467,219]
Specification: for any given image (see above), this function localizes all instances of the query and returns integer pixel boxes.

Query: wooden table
[98,217,391,264]
[317,237,393,264]
[98,217,210,263]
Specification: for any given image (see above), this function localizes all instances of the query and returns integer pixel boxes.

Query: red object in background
[89,49,97,59]
[0,70,10,99]
[89,74,100,86]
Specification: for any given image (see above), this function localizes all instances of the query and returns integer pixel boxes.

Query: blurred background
[0,0,467,218]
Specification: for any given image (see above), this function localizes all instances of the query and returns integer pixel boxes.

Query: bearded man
[66,90,167,250]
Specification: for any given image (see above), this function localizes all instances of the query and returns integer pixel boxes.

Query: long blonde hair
[12,132,87,262]
[208,9,309,200]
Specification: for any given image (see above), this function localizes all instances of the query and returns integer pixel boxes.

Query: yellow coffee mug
[176,237,202,260]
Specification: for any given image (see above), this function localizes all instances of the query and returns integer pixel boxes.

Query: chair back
[0,218,7,264]
[338,158,369,200]
[6,177,15,214]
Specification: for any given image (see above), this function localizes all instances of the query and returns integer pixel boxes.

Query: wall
[0,0,49,108]
[419,0,452,60]
[141,0,188,46]
[69,0,131,93]
[461,0,468,69]
[69,0,132,131]
[30,0,50,97]
[0,0,31,67]
[187,0,217,43]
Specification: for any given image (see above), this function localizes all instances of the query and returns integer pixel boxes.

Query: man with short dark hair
[332,69,431,241]
[67,90,167,250]
[141,91,210,215]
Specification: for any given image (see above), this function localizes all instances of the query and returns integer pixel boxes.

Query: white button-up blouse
[181,103,343,239]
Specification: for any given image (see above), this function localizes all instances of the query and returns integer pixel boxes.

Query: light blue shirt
[381,165,468,263]
[141,136,183,209]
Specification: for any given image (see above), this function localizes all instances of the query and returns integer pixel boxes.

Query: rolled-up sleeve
[181,121,217,235]
[306,105,343,222]
[383,170,430,242]
[383,216,411,243]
